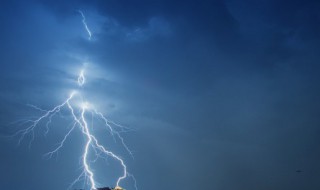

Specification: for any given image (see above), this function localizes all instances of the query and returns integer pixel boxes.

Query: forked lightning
[13,10,137,190]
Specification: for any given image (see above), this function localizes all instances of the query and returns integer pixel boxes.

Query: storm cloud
[1,0,320,190]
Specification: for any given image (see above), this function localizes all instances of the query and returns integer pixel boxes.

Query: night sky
[1,0,320,189]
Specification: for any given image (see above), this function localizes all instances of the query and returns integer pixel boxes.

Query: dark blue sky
[1,0,320,189]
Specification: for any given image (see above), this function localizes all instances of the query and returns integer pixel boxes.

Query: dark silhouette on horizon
[97,188,112,190]
[74,187,113,190]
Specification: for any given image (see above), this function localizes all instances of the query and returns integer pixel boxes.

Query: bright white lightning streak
[15,85,133,189]
[78,10,92,40]
[80,106,97,190]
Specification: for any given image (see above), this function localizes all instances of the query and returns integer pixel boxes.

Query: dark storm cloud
[1,0,320,190]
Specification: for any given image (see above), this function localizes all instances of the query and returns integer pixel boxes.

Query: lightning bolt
[78,69,85,86]
[78,10,92,40]
[12,10,137,190]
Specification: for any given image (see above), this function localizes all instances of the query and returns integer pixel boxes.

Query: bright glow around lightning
[78,69,85,86]
[13,10,137,190]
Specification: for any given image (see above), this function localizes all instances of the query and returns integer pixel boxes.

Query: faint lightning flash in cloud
[78,69,85,86]
[13,10,137,190]
[78,10,92,40]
